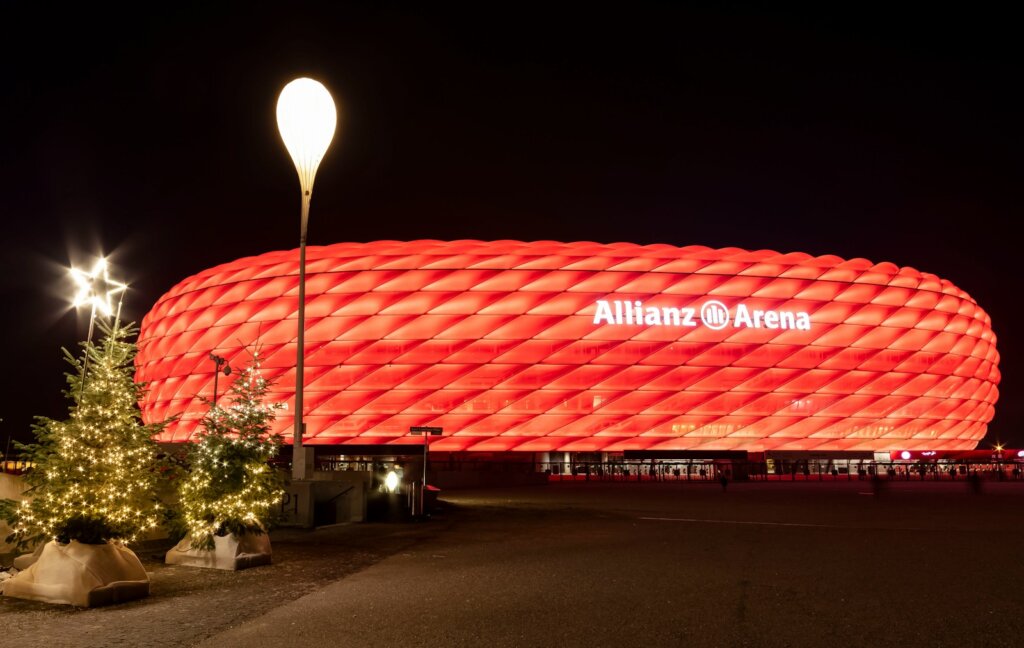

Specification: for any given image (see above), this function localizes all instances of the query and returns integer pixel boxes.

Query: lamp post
[1,418,8,473]
[276,78,337,481]
[208,353,231,407]
[409,426,442,517]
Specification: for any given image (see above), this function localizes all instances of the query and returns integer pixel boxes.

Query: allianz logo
[592,299,812,331]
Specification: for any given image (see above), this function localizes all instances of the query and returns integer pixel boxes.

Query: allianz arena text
[135,240,1000,452]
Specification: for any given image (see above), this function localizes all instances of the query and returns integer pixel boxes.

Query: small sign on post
[409,426,443,517]
[409,426,443,436]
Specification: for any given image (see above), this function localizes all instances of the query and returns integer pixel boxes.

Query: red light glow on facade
[136,240,1000,452]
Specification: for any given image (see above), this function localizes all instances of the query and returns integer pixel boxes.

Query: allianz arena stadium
[135,240,999,453]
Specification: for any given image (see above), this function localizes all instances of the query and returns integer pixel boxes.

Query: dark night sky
[1,3,1019,448]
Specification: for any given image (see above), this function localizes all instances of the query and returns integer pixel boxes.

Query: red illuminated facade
[136,241,999,452]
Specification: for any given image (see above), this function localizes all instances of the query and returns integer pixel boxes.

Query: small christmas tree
[178,350,284,550]
[4,320,165,551]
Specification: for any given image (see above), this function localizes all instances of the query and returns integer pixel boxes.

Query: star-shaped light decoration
[70,257,127,316]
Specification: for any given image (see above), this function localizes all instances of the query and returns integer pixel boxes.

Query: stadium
[135,240,1000,474]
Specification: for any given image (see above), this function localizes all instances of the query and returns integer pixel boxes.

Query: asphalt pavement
[197,481,1024,648]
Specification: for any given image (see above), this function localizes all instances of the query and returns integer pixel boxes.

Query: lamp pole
[409,426,442,517]
[276,78,338,481]
[1,418,8,473]
[209,353,231,406]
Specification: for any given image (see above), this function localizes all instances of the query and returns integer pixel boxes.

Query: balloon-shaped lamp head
[276,78,337,196]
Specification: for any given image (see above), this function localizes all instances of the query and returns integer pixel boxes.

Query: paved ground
[3,481,1024,647]
[0,522,446,647]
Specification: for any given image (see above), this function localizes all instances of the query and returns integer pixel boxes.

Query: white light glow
[384,470,400,493]
[900,451,912,460]
[276,78,338,195]
[70,257,127,316]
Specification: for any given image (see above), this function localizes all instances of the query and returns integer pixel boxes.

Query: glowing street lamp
[384,470,400,494]
[276,77,337,481]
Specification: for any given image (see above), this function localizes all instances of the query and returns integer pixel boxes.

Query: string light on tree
[1,320,168,550]
[177,350,285,550]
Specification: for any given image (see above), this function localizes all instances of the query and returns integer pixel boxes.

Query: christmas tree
[3,320,166,551]
[177,350,284,550]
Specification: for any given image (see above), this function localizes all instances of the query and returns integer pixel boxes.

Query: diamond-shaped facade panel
[136,240,1000,452]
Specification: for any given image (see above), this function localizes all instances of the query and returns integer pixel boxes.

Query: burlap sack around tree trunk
[2,540,149,607]
[165,532,271,570]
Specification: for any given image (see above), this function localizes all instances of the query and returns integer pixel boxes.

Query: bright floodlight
[384,470,400,493]
[70,257,127,316]
[276,78,337,196]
